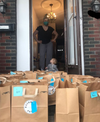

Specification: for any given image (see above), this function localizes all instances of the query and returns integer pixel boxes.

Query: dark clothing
[40,41,53,70]
[36,26,54,44]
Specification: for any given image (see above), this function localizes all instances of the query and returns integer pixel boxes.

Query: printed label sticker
[71,79,73,83]
[38,77,43,79]
[13,87,23,96]
[61,78,64,82]
[49,73,52,75]
[24,100,37,114]
[91,91,98,98]
[83,80,87,83]
[10,71,16,75]
[50,78,54,86]
[20,81,28,83]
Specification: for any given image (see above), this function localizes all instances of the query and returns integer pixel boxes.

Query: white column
[17,0,30,71]
[79,0,85,75]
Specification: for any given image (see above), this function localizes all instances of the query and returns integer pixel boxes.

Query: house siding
[83,0,100,76]
[0,0,16,73]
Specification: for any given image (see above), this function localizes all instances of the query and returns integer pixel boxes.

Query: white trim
[17,0,30,71]
[79,0,85,75]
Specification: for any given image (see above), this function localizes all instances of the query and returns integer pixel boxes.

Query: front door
[64,0,84,74]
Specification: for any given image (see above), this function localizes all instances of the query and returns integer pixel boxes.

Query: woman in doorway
[33,15,58,70]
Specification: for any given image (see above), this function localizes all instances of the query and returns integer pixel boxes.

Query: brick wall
[0,0,16,74]
[83,0,100,76]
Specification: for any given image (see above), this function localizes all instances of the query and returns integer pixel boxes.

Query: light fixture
[91,0,100,12]
[47,4,56,22]
[0,0,7,15]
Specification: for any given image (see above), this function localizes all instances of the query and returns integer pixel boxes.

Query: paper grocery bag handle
[23,88,39,98]
[0,77,11,84]
[54,84,58,89]
[98,93,100,97]
[21,79,41,83]
[48,76,55,84]
[16,72,25,76]
[50,85,58,95]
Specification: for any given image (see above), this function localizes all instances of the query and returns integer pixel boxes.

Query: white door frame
[17,0,33,71]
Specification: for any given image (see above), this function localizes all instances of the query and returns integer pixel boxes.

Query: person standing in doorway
[33,15,58,70]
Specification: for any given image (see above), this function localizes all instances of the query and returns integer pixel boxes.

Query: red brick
[89,21,99,24]
[95,38,100,40]
[4,16,11,19]
[96,57,100,61]
[0,16,3,19]
[0,20,5,23]
[90,55,99,58]
[0,70,9,73]
[0,67,5,70]
[7,3,11,6]
[91,62,100,65]
[0,40,6,43]
[94,31,100,33]
[2,33,6,37]
[0,60,6,63]
[0,54,5,57]
[95,24,100,27]
[0,46,5,49]
[96,65,100,68]
[90,48,100,51]
[89,35,100,38]
[1,57,11,59]
[91,69,100,71]
[89,27,100,30]
[7,10,11,13]
[95,45,100,47]
[0,63,11,66]
[96,52,100,55]
[0,50,10,53]
[2,37,10,40]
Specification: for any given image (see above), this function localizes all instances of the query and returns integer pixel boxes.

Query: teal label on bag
[38,77,43,79]
[31,101,37,113]
[91,91,98,98]
[20,81,28,83]
[83,80,87,83]
[10,71,16,75]
[13,87,23,96]
[50,78,54,86]
[49,73,52,75]
[71,79,73,83]
[61,78,64,82]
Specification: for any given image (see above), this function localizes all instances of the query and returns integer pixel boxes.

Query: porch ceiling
[32,0,64,30]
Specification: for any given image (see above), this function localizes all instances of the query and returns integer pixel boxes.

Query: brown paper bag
[11,84,48,122]
[13,71,25,78]
[48,78,60,105]
[38,74,59,105]
[0,74,23,79]
[56,87,79,122]
[79,83,100,122]
[66,74,93,83]
[0,85,10,122]
[59,74,67,88]
[66,75,94,88]
[0,76,27,86]
[24,71,37,79]
[19,79,48,85]
[68,77,100,88]
[36,71,64,77]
